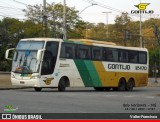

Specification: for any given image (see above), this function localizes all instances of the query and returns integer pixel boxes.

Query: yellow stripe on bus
[93,61,148,87]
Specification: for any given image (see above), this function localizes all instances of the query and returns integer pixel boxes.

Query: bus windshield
[12,41,44,74]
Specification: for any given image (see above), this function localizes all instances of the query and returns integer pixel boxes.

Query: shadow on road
[13,87,149,93]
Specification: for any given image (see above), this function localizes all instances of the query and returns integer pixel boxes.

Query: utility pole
[43,0,47,37]
[154,25,159,83]
[102,12,112,40]
[139,0,142,47]
[154,43,158,83]
[159,48,160,79]
[63,0,67,40]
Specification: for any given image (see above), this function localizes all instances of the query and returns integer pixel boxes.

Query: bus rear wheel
[126,79,134,91]
[34,87,42,92]
[118,78,126,91]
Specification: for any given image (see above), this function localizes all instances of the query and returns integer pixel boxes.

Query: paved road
[0,87,160,113]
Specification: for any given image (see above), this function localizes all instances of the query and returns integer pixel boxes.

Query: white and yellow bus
[5,38,149,91]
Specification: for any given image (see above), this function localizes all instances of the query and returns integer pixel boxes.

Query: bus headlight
[11,74,15,78]
[31,75,40,79]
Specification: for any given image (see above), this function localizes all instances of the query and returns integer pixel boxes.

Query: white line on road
[145,96,155,99]
[123,96,135,98]
[105,95,118,97]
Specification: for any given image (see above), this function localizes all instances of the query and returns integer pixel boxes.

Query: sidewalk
[0,72,27,90]
[148,78,160,87]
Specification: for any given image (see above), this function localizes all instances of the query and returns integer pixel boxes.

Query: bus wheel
[58,78,67,92]
[34,87,42,92]
[94,87,105,91]
[118,78,126,91]
[126,79,134,91]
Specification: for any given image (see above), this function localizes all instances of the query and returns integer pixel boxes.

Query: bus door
[40,41,59,86]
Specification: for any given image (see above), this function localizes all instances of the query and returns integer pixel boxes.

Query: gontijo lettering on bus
[107,64,147,71]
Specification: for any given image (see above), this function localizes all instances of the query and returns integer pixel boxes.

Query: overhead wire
[81,0,154,20]
[9,0,28,6]
[0,0,28,19]
[0,5,24,10]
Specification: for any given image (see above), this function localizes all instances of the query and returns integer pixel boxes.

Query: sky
[0,0,160,24]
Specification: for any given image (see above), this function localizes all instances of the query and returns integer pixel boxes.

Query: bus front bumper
[11,78,40,87]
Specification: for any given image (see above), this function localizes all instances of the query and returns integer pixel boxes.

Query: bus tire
[118,78,126,91]
[58,77,67,92]
[126,79,134,91]
[34,87,42,92]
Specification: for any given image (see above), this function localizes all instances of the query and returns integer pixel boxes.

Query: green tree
[91,23,106,40]
[23,20,43,37]
[23,3,83,38]
[0,18,23,71]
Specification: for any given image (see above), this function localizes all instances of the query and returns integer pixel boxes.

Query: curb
[0,87,31,90]
[0,72,10,74]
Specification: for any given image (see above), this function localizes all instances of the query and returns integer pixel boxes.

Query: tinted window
[119,50,128,63]
[104,48,118,62]
[60,43,75,59]
[77,45,91,60]
[92,47,102,60]
[41,41,59,75]
[139,52,147,64]
[128,51,138,63]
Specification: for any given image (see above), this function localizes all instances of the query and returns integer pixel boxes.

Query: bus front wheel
[58,77,67,92]
[34,87,42,92]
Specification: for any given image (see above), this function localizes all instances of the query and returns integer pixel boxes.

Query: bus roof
[69,39,116,46]
[69,39,148,52]
[20,38,63,42]
[19,38,147,52]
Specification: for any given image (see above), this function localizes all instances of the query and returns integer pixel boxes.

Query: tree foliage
[23,3,83,38]
[1,3,160,71]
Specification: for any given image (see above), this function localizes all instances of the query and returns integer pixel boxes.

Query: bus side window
[128,51,138,63]
[78,45,91,60]
[119,50,128,63]
[60,43,75,59]
[65,46,74,58]
[139,52,147,64]
[112,49,118,62]
[105,48,113,61]
[107,50,113,61]
[92,47,102,60]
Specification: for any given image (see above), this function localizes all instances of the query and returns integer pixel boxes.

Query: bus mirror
[37,49,45,61]
[5,48,15,60]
